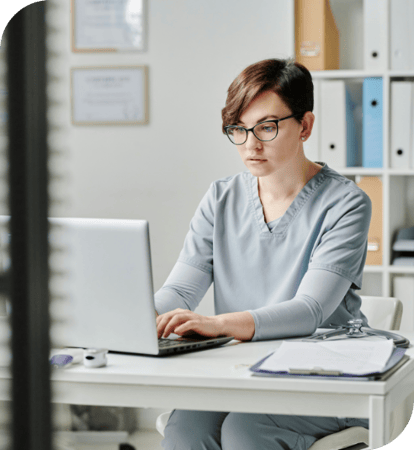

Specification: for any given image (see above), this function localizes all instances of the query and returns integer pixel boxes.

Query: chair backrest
[360,296,403,331]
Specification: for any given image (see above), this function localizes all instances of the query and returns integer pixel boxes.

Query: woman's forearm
[216,311,255,341]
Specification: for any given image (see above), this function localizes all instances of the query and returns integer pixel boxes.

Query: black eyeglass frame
[224,113,302,145]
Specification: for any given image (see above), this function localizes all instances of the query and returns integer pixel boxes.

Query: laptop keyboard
[158,338,181,348]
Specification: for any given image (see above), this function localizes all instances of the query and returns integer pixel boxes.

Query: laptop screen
[49,218,159,354]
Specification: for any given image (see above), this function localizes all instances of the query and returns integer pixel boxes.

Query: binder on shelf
[393,276,414,332]
[363,0,388,71]
[391,81,412,169]
[390,0,414,71]
[303,79,320,162]
[362,78,383,168]
[411,81,414,169]
[356,177,382,265]
[295,0,340,71]
[320,80,358,168]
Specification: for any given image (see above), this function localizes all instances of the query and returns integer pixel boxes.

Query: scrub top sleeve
[154,261,213,315]
[308,189,372,289]
[177,182,216,274]
[247,269,352,341]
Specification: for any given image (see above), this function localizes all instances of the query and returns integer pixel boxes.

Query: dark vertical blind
[6,2,51,449]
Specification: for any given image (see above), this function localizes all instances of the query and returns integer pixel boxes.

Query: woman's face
[236,90,304,178]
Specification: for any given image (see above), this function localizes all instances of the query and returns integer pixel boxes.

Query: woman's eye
[262,125,276,132]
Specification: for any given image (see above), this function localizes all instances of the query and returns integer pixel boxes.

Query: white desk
[1,332,414,449]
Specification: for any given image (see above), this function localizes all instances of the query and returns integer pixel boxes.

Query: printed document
[259,339,394,375]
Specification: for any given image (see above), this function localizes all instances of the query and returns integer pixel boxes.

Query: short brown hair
[221,58,313,133]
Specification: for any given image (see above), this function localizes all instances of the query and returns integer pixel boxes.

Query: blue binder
[362,78,383,168]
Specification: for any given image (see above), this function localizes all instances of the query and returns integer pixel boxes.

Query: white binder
[320,80,357,169]
[303,79,320,163]
[393,276,414,332]
[320,80,346,168]
[390,0,414,71]
[391,81,412,168]
[364,0,388,71]
[411,81,414,169]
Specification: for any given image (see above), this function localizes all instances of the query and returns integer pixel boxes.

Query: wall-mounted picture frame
[71,66,149,126]
[71,0,147,52]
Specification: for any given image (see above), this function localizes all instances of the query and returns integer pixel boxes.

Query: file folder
[362,78,383,168]
[390,0,414,71]
[391,81,412,169]
[356,177,382,265]
[303,79,320,162]
[320,80,358,168]
[364,0,388,71]
[295,0,340,71]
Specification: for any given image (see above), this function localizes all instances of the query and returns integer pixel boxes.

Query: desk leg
[369,396,390,449]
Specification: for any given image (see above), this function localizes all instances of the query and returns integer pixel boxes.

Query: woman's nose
[245,130,262,151]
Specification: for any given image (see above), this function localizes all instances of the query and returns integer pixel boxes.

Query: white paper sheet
[259,339,394,375]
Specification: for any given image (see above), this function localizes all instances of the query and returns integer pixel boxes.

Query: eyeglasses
[224,114,300,145]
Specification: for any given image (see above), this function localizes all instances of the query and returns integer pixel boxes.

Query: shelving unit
[293,0,414,299]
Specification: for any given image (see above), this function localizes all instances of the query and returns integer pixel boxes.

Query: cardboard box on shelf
[357,177,383,266]
[295,0,340,71]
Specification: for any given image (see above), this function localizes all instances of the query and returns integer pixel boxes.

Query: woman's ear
[300,111,315,142]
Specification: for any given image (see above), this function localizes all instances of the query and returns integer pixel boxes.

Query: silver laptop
[42,217,232,356]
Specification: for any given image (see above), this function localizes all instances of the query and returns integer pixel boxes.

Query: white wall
[47,0,293,301]
[46,0,293,428]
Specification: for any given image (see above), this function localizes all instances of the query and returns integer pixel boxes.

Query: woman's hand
[156,309,256,341]
[156,308,222,339]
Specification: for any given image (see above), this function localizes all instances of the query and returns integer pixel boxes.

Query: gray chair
[156,296,410,450]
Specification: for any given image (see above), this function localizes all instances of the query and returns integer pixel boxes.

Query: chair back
[360,296,403,331]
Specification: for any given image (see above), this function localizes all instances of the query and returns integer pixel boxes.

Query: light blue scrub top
[155,163,372,341]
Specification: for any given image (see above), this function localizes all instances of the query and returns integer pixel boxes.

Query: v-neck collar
[245,162,328,237]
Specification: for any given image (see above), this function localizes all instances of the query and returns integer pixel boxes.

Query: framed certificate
[71,0,146,52]
[71,66,148,126]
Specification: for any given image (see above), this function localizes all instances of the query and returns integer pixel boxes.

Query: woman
[155,58,371,450]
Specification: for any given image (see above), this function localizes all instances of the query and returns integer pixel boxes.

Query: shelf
[310,70,414,80]
[338,168,384,176]
[388,169,414,176]
[364,265,384,273]
[388,70,414,78]
[310,70,383,79]
[300,1,414,299]
[389,266,414,275]
[335,169,414,176]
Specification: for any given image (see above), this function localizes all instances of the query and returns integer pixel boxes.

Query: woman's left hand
[156,308,223,339]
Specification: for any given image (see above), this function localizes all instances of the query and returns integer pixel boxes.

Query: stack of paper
[392,226,414,267]
[253,339,395,377]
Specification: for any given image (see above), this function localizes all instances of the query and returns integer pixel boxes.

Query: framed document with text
[72,0,146,52]
[71,66,148,126]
